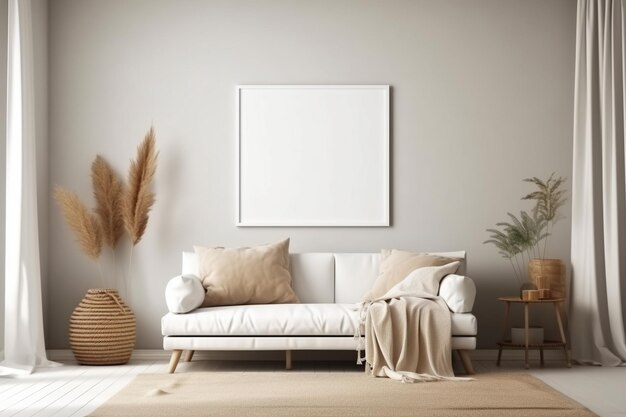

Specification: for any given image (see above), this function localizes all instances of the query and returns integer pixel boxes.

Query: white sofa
[162,251,477,374]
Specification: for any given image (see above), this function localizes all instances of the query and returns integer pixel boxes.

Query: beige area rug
[91,371,596,417]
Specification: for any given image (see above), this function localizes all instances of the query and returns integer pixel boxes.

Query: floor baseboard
[47,348,570,363]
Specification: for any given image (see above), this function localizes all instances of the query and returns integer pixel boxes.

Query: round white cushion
[439,274,476,313]
[165,275,205,314]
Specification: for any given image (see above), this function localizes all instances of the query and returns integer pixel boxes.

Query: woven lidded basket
[69,288,136,365]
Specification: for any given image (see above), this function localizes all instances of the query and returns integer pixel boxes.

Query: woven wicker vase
[69,288,136,365]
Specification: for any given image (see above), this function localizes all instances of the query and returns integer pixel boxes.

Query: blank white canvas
[237,85,389,226]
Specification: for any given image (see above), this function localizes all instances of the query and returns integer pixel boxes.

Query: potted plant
[522,174,567,300]
[484,173,567,298]
[54,127,158,365]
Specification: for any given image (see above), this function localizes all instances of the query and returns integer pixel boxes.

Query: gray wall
[47,0,576,350]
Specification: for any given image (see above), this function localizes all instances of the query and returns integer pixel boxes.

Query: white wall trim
[47,349,571,363]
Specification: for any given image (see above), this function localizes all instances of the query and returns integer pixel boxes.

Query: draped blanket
[357,263,472,382]
[365,296,457,381]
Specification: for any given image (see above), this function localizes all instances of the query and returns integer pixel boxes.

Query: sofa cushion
[195,238,299,307]
[334,253,380,303]
[161,304,477,337]
[290,253,335,303]
[381,262,461,300]
[181,250,468,305]
[363,250,461,301]
[183,251,335,303]
[165,275,205,314]
[162,304,359,336]
[439,274,477,313]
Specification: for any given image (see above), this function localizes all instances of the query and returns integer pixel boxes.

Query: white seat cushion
[162,304,359,336]
[162,303,477,337]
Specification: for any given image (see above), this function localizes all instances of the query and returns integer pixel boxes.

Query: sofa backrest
[333,252,466,303]
[289,253,335,303]
[182,251,466,304]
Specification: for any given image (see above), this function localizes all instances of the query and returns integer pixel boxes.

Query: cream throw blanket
[357,262,472,382]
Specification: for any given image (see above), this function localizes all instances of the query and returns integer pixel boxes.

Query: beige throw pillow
[195,238,299,307]
[363,249,461,301]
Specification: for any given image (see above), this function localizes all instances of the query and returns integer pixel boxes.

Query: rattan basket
[528,259,566,300]
[69,288,136,365]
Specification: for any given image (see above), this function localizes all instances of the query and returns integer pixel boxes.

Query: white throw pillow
[438,274,476,313]
[165,274,205,314]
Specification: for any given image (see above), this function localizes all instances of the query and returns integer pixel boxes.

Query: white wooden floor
[0,361,167,417]
[0,356,624,417]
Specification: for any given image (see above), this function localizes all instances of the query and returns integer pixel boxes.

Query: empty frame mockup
[237,85,389,226]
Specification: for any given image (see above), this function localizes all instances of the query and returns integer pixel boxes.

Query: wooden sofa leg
[184,350,195,362]
[168,350,183,374]
[457,350,475,375]
[285,350,293,370]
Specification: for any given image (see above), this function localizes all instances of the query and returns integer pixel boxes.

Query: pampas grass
[54,126,158,291]
[54,187,103,261]
[122,127,158,246]
[91,156,124,248]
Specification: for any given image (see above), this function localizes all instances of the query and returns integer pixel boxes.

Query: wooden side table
[496,296,571,369]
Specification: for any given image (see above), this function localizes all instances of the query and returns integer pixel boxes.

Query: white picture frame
[237,85,390,226]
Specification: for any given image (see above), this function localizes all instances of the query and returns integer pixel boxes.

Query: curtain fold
[570,0,626,366]
[0,0,52,375]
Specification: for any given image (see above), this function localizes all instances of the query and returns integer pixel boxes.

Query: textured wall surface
[47,0,576,349]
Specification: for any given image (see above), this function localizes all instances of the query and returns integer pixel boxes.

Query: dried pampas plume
[123,127,158,245]
[54,187,103,260]
[54,126,158,290]
[91,155,124,248]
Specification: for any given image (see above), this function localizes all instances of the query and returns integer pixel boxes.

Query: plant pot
[528,259,566,300]
[69,288,136,365]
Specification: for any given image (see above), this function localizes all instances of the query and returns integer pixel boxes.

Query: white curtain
[570,0,626,366]
[0,0,53,375]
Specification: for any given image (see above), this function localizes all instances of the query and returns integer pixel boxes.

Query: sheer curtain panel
[0,0,52,375]
[570,0,626,366]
